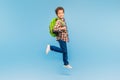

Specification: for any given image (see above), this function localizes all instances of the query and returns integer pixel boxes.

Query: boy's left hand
[61,27,66,30]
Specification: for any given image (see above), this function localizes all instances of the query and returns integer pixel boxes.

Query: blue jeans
[50,40,69,65]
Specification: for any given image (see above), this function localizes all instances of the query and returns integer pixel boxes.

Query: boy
[46,7,72,69]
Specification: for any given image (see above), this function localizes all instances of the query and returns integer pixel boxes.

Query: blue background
[0,0,120,80]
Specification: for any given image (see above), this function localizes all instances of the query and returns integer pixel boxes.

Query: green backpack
[49,18,65,37]
[49,18,58,37]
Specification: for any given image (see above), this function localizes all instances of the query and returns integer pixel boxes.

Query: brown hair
[55,7,64,15]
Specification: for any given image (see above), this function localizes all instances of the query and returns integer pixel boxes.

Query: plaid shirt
[53,18,69,42]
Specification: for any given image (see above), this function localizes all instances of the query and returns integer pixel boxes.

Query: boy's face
[57,10,64,19]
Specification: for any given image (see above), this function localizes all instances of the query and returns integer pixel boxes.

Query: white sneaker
[46,44,50,55]
[64,64,72,69]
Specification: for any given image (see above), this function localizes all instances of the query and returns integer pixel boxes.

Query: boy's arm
[53,20,66,32]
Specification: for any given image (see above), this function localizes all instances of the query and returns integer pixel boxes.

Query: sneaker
[64,64,72,69]
[46,44,50,55]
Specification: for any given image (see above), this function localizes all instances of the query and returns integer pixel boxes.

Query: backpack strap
[57,18,65,26]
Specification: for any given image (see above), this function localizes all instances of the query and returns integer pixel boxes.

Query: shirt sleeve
[53,20,62,32]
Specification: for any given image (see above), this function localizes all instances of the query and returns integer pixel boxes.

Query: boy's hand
[61,27,66,30]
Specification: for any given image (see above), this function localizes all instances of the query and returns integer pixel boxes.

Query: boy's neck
[57,17,64,20]
[58,17,64,19]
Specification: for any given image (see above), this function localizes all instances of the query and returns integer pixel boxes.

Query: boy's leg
[46,43,63,54]
[50,45,63,53]
[58,40,69,65]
